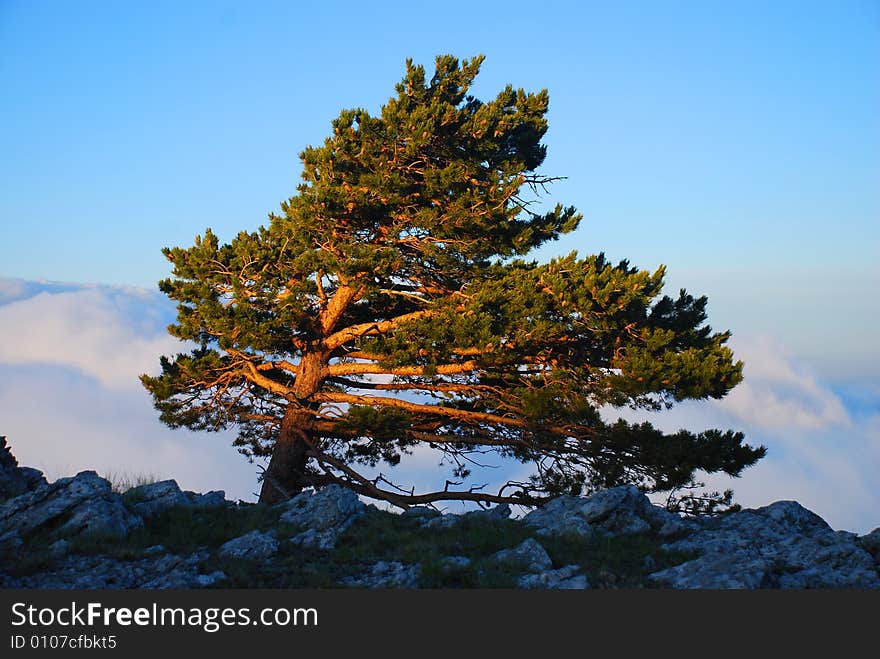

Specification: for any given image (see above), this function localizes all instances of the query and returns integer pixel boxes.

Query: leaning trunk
[258,351,327,504]
[258,407,314,504]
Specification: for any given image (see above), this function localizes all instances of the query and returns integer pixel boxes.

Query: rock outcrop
[523,485,690,538]
[649,501,880,589]
[0,436,46,501]
[490,538,554,573]
[859,528,880,563]
[489,538,589,589]
[126,479,227,519]
[4,551,226,589]
[280,484,366,550]
[341,561,422,588]
[219,530,279,560]
[518,565,589,589]
[0,471,143,541]
[422,502,511,529]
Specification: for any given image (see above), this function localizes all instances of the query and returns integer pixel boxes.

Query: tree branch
[322,309,435,350]
[312,392,532,430]
[319,284,363,335]
[324,359,481,378]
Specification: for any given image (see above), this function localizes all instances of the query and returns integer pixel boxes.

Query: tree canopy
[142,55,765,510]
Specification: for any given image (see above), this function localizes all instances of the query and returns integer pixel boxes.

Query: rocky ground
[1,437,878,589]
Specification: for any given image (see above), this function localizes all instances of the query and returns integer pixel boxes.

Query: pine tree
[142,55,765,508]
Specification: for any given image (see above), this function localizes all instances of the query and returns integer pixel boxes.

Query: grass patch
[5,502,696,588]
[206,545,346,589]
[198,509,539,589]
[335,509,533,564]
[4,503,283,579]
[103,470,163,495]
[539,532,694,588]
[70,504,281,558]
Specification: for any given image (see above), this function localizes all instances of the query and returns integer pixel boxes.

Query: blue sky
[2,1,877,285]
[0,2,878,530]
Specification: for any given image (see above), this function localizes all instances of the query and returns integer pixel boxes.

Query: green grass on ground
[4,503,694,588]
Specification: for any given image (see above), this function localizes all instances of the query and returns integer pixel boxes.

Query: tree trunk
[258,407,314,504]
[258,351,327,505]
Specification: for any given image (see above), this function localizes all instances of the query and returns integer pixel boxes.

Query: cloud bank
[0,279,260,501]
[614,335,879,533]
[0,278,876,532]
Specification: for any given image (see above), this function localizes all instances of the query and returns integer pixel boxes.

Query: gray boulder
[421,503,512,529]
[281,484,366,550]
[0,471,143,540]
[650,501,880,589]
[579,486,654,535]
[489,539,591,588]
[421,514,461,529]
[522,496,595,537]
[0,437,17,472]
[518,565,590,589]
[341,560,421,588]
[127,480,190,518]
[186,489,227,508]
[858,528,880,563]
[465,503,512,521]
[126,480,228,519]
[128,550,227,589]
[524,485,686,538]
[777,563,879,589]
[649,553,777,589]
[219,530,278,560]
[0,436,47,501]
[490,538,553,573]
[401,506,441,521]
[0,550,225,589]
[438,555,472,572]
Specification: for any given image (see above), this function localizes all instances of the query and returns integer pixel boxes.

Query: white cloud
[0,364,258,502]
[0,278,27,302]
[720,335,851,431]
[610,335,878,532]
[0,279,258,501]
[0,278,101,305]
[0,284,180,389]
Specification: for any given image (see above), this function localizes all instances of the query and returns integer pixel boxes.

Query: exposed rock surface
[126,480,189,517]
[859,528,880,563]
[281,484,366,550]
[126,479,227,519]
[422,502,511,529]
[0,436,46,500]
[518,565,589,589]
[488,538,589,589]
[401,506,441,521]
[0,471,143,540]
[466,503,512,521]
[523,485,690,539]
[522,495,594,537]
[1,551,226,589]
[438,555,472,571]
[490,538,553,573]
[219,530,278,560]
[649,501,880,589]
[341,560,422,588]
